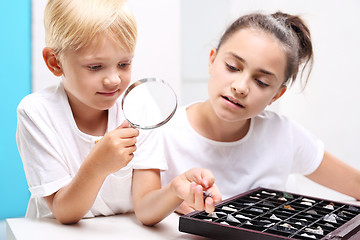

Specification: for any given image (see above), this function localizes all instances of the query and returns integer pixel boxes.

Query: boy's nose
[104,74,121,86]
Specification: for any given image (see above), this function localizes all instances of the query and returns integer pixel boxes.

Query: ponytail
[271,12,313,87]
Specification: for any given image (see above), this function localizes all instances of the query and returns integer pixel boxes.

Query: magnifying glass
[121,78,178,129]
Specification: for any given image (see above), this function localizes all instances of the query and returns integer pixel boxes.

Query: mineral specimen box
[179,187,360,239]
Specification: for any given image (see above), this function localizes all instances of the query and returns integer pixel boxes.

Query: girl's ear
[269,85,287,105]
[42,47,63,77]
[208,48,217,74]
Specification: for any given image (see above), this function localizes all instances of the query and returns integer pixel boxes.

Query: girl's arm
[132,168,221,226]
[306,150,360,200]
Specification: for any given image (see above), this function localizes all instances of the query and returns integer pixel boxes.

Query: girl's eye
[88,65,102,71]
[255,79,270,88]
[225,63,239,72]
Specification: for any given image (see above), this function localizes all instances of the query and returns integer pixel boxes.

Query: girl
[16,0,220,225]
[161,11,360,214]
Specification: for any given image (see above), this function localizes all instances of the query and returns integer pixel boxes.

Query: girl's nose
[231,76,250,96]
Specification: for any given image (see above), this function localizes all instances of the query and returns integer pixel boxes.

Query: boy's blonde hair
[44,0,137,56]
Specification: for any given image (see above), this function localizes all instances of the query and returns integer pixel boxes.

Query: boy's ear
[42,47,63,77]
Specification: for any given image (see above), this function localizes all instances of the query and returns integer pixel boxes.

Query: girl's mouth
[223,96,245,108]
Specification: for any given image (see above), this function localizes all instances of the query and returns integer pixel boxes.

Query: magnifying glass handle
[127,121,137,129]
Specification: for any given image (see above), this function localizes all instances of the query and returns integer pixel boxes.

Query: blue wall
[0,1,31,219]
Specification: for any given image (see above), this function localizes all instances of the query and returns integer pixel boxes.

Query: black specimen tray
[179,187,360,239]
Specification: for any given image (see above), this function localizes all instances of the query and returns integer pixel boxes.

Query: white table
[7,181,360,240]
[6,213,209,240]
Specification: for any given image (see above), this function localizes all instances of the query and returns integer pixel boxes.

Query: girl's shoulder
[254,110,296,129]
[256,110,291,122]
[255,110,310,136]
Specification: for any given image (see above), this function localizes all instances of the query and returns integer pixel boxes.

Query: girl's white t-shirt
[16,82,167,218]
[161,104,324,199]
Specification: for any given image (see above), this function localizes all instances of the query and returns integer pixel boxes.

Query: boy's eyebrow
[229,52,278,79]
[81,55,133,62]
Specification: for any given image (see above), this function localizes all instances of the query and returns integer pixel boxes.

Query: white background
[32,0,360,199]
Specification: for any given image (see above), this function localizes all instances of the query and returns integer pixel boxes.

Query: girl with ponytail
[160,11,360,214]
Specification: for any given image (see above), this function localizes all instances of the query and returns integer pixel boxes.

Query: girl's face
[59,35,134,114]
[208,28,287,123]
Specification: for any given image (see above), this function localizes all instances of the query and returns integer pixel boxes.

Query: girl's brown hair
[217,12,313,87]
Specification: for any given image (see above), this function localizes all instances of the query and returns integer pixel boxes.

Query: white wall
[32,0,54,92]
[33,0,360,200]
[127,0,181,96]
[180,0,232,104]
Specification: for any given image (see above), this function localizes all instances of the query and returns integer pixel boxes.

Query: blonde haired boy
[17,0,220,225]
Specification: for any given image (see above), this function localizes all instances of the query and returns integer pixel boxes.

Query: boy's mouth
[98,89,119,96]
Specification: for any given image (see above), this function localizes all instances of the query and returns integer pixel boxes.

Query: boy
[17,0,220,225]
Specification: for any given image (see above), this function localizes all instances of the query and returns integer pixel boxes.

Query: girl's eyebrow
[228,52,246,63]
[228,52,279,80]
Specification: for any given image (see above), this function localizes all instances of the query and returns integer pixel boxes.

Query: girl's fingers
[204,196,215,213]
[186,168,215,189]
[175,202,196,215]
[194,185,205,210]
[200,169,215,188]
[205,184,222,203]
[187,182,196,204]
[182,168,220,213]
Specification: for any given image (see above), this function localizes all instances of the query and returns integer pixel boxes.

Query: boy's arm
[44,160,108,224]
[132,168,221,226]
[306,150,360,200]
[45,122,138,224]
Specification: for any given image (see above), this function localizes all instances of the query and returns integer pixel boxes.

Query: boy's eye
[119,62,131,68]
[88,65,102,71]
[225,63,239,72]
[255,79,270,88]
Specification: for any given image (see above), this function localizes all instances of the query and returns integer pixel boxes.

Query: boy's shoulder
[18,84,64,113]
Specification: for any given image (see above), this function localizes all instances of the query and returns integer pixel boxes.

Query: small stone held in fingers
[203,191,213,199]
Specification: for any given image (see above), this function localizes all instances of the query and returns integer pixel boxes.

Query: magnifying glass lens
[121,78,177,129]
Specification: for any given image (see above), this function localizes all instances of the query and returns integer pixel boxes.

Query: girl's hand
[85,120,139,176]
[171,168,222,214]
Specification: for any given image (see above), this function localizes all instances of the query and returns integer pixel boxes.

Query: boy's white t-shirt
[161,104,324,200]
[16,82,167,218]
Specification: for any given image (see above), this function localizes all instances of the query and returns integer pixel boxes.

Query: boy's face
[207,28,287,123]
[59,35,134,113]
